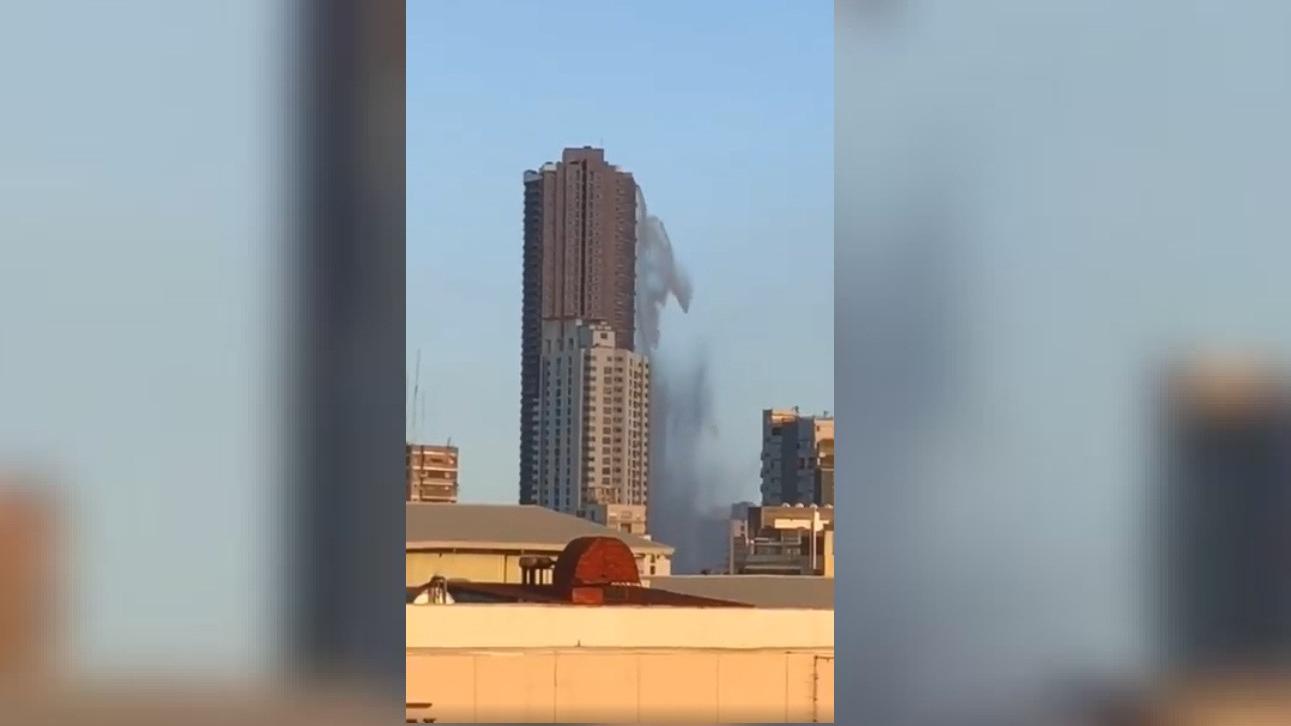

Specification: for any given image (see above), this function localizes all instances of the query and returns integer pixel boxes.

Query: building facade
[581,502,648,536]
[760,409,835,505]
[730,504,834,577]
[520,147,638,506]
[536,319,649,526]
[405,443,458,503]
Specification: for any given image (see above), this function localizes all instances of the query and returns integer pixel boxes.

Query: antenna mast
[411,349,422,443]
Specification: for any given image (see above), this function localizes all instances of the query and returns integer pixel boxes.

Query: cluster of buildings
[405,150,840,579]
[403,148,836,721]
[404,403,838,580]
[727,408,836,577]
[407,149,838,571]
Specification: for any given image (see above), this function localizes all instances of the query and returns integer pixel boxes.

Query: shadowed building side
[520,147,638,505]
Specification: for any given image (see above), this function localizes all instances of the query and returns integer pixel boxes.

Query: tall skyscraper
[1155,359,1291,675]
[536,319,650,528]
[760,408,835,505]
[521,147,638,505]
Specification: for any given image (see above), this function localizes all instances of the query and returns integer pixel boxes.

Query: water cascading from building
[635,186,732,573]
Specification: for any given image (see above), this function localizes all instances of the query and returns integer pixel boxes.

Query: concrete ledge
[407,604,834,650]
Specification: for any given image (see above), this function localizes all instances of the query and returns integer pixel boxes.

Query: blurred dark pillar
[1156,362,1291,678]
[291,0,404,705]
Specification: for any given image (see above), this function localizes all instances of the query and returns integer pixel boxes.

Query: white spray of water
[634,186,692,354]
[635,185,731,572]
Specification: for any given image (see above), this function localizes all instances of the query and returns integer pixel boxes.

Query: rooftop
[408,536,741,608]
[421,580,746,608]
[643,575,834,610]
[406,503,672,554]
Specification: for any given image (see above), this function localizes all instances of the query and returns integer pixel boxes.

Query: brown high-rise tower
[520,147,638,504]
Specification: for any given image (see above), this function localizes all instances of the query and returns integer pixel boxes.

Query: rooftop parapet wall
[406,604,833,651]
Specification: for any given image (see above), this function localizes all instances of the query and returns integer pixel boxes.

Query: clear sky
[2,0,275,674]
[407,1,835,504]
[837,0,1291,718]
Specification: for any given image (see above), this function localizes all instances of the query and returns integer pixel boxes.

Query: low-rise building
[579,502,648,536]
[406,502,672,585]
[643,574,834,610]
[760,408,834,506]
[405,443,458,503]
[730,503,834,577]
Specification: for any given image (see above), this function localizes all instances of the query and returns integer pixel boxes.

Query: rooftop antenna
[411,349,422,443]
[418,389,427,441]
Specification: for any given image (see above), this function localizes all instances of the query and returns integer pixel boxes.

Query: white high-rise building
[535,319,650,531]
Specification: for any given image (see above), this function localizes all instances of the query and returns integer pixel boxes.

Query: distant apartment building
[760,408,835,505]
[536,319,650,528]
[581,502,649,536]
[406,443,459,503]
[520,147,639,506]
[730,503,834,577]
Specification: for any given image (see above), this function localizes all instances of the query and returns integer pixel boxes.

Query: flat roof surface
[406,503,673,554]
[642,575,834,610]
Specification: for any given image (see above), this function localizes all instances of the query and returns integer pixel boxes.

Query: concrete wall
[407,551,516,585]
[407,604,834,650]
[407,648,834,723]
[406,605,834,721]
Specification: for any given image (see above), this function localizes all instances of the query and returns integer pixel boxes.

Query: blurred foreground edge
[0,682,388,726]
[0,483,393,723]
[1140,673,1291,726]
[2,0,406,720]
[289,0,405,716]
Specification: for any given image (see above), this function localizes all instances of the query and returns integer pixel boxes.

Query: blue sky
[408,1,834,504]
[837,0,1291,715]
